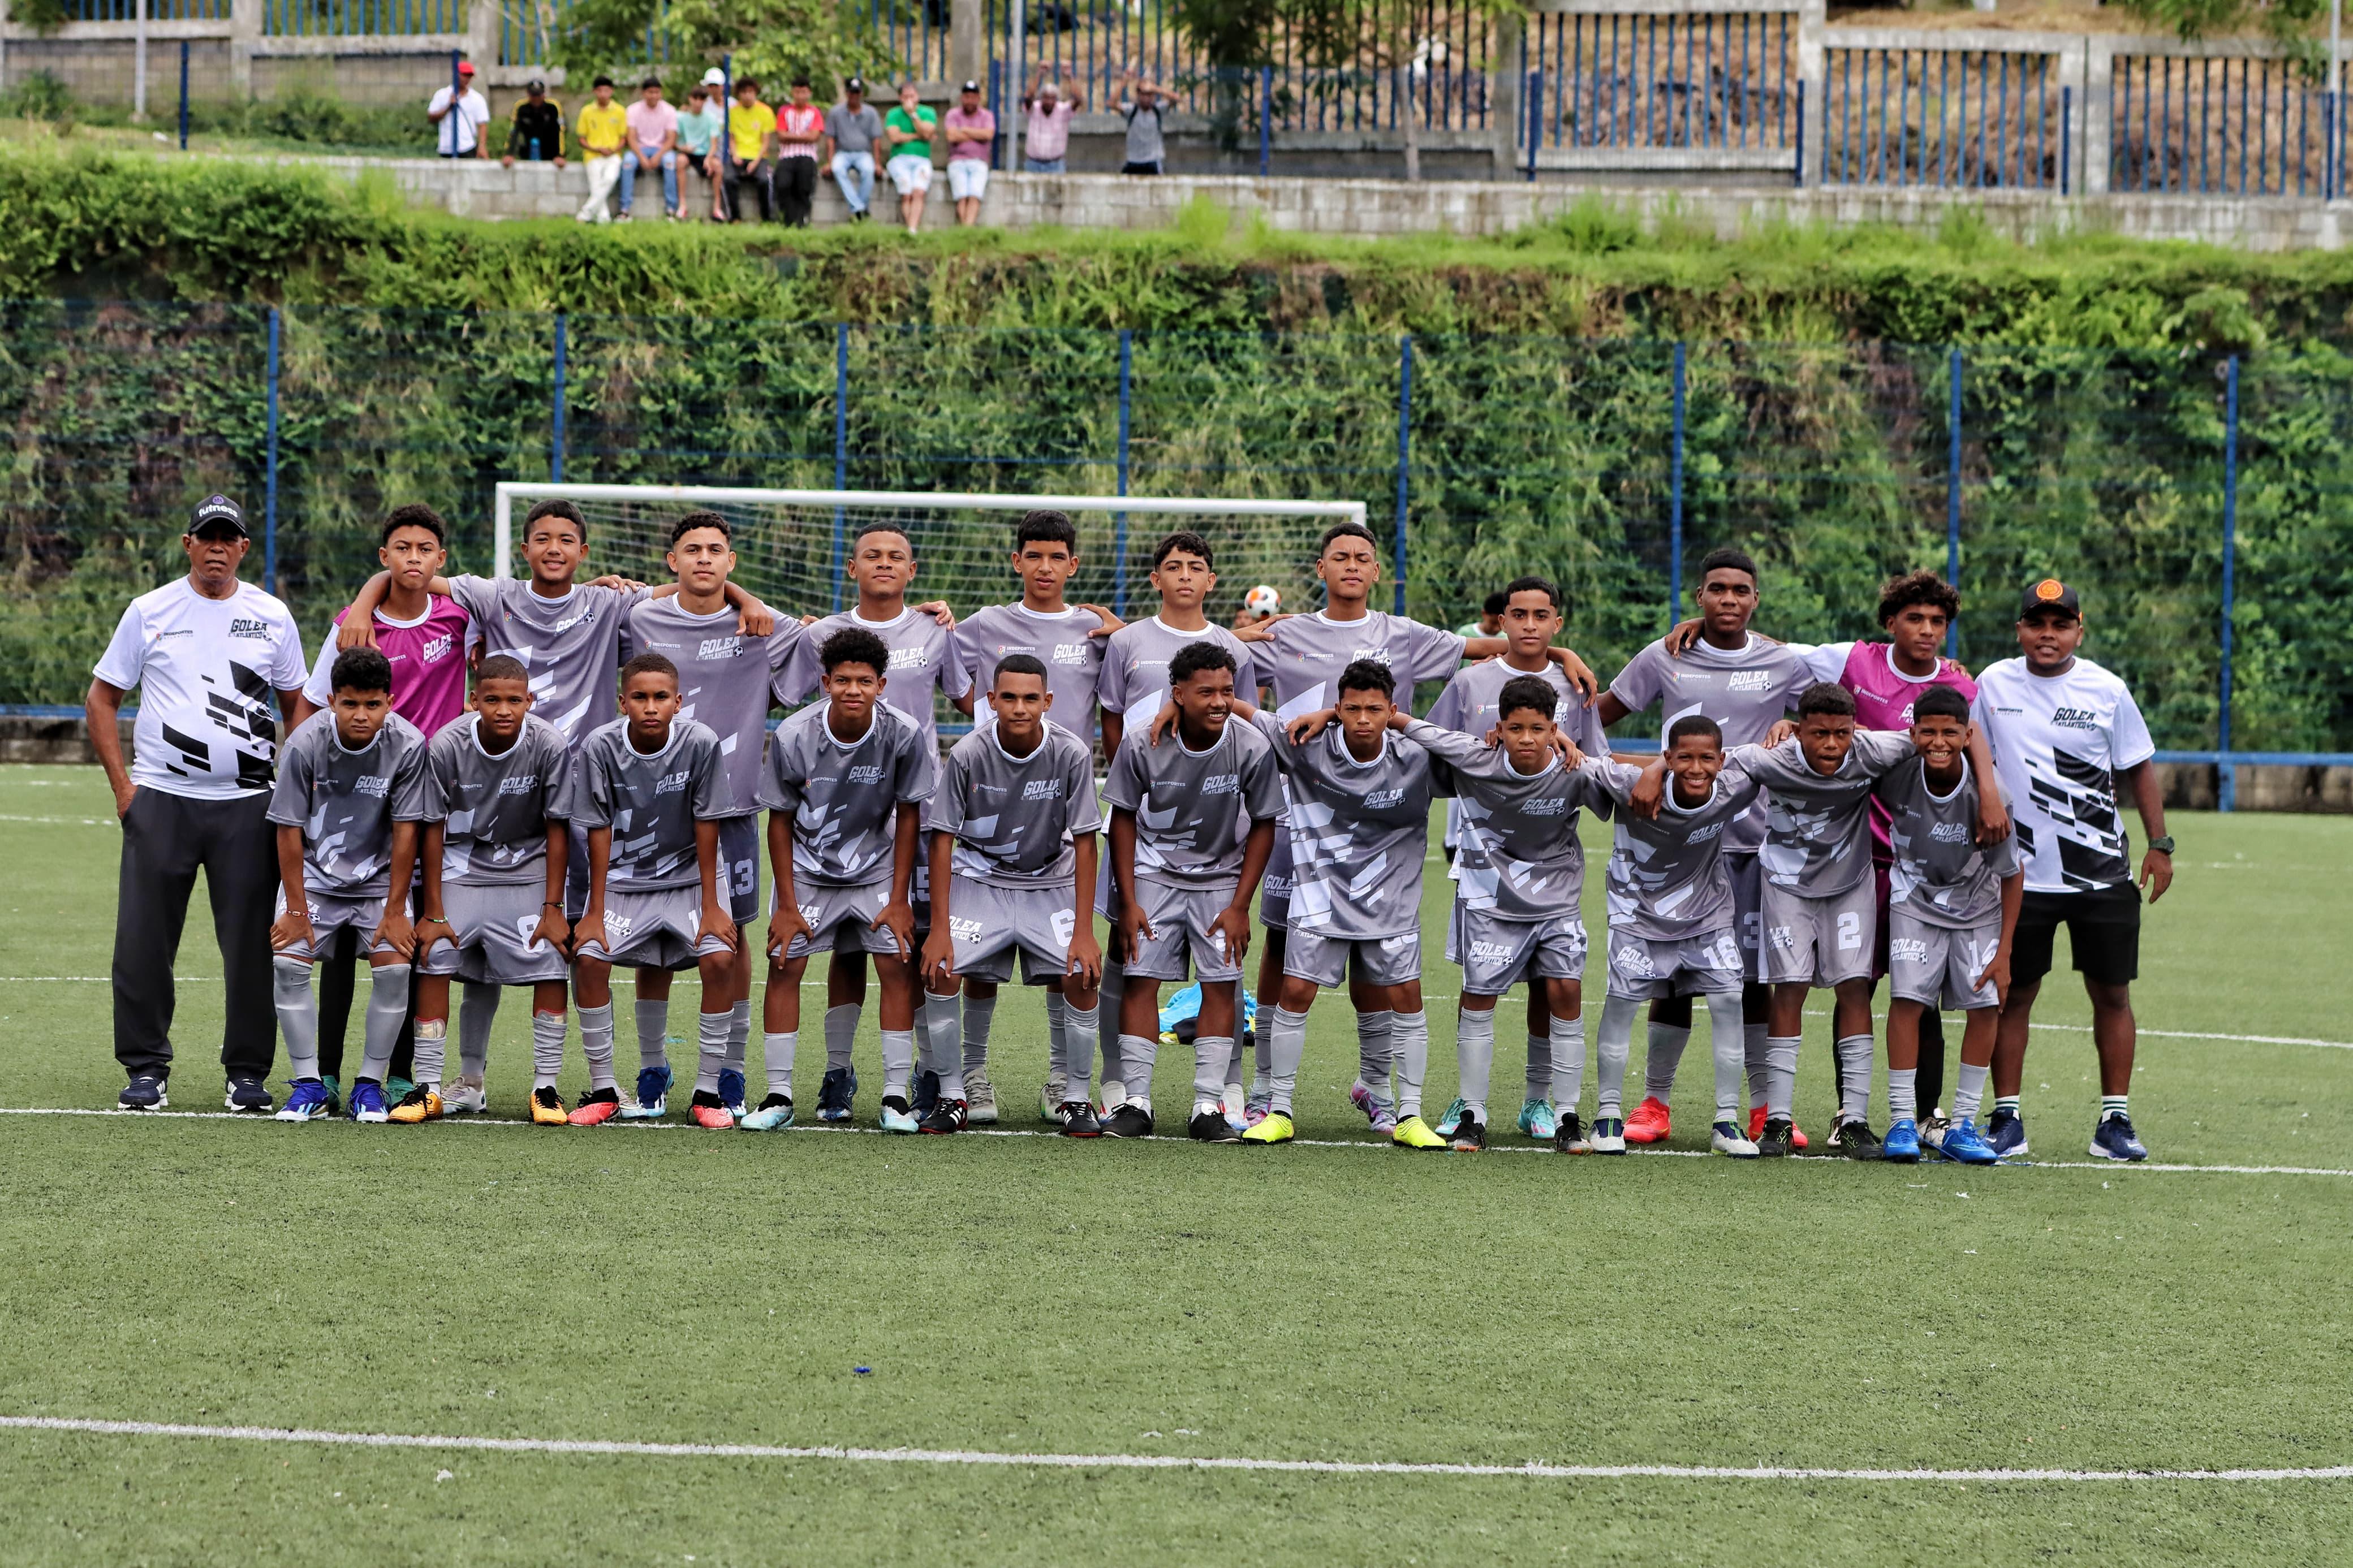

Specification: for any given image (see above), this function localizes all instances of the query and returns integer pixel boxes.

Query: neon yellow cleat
[1391,1115,1446,1150]
[387,1086,443,1124]
[1240,1111,1295,1144]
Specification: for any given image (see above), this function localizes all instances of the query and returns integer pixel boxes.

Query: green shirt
[884,105,936,163]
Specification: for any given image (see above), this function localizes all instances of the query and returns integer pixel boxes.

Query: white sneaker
[441,1082,488,1116]
[1711,1120,1761,1158]
[1037,1071,1068,1123]
[966,1073,999,1125]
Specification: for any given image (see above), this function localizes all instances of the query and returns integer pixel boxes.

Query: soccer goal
[491,483,1372,623]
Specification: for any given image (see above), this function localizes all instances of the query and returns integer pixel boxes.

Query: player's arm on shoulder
[337,572,395,649]
[1962,727,2010,844]
[1078,603,1124,638]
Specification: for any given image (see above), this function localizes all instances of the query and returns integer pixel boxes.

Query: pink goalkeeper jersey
[302,595,473,736]
[1796,640,1977,857]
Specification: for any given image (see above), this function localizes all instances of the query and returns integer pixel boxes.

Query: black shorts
[2012,884,2140,988]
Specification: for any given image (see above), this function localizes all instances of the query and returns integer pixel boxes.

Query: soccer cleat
[879,1095,919,1134]
[388,1086,443,1124]
[224,1075,272,1113]
[2089,1113,2148,1163]
[386,1075,417,1107]
[1059,1100,1102,1138]
[1712,1120,1761,1157]
[1037,1071,1068,1124]
[1189,1106,1242,1143]
[567,1087,622,1126]
[529,1086,570,1125]
[1351,1083,1399,1135]
[919,1096,968,1135]
[1102,1103,1153,1139]
[118,1073,169,1111]
[1391,1115,1445,1151]
[1882,1116,1921,1163]
[1518,1098,1558,1142]
[620,1064,672,1121]
[718,1069,747,1119]
[1986,1108,2029,1159]
[816,1065,858,1124]
[1433,1096,1468,1138]
[688,1091,735,1130]
[1919,1113,1952,1154]
[1755,1117,1796,1158]
[1934,1117,2000,1165]
[966,1073,999,1125]
[320,1075,344,1118]
[740,1094,796,1131]
[912,1069,940,1121]
[1623,1095,1671,1144]
[1587,1116,1627,1154]
[274,1078,331,1122]
[1240,1110,1294,1144]
[1096,1080,1127,1121]
[347,1079,391,1124]
[1747,1103,1810,1151]
[1450,1116,1487,1152]
[1554,1111,1592,1154]
[1829,1117,1883,1160]
[441,1082,488,1116]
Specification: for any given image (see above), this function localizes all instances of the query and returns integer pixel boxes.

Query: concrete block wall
[2,37,240,103]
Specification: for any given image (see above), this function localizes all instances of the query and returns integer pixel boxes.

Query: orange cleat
[1747,1104,1808,1151]
[567,1087,622,1126]
[688,1091,735,1130]
[1623,1095,1672,1144]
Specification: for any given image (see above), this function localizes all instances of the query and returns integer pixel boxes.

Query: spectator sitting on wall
[501,78,566,167]
[1117,67,1167,175]
[942,79,995,225]
[882,81,938,235]
[676,79,727,219]
[621,76,682,220]
[1021,68,1080,173]
[774,77,825,228]
[428,61,490,161]
[723,76,778,223]
[822,76,885,224]
[575,76,629,223]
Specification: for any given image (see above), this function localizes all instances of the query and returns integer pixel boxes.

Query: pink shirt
[1815,639,1977,856]
[625,98,679,155]
[1024,99,1073,160]
[776,102,824,156]
[943,105,996,162]
[303,595,472,736]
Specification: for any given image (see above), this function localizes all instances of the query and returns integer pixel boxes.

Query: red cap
[456,61,476,75]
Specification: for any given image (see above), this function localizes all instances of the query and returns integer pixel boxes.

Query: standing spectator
[823,76,884,223]
[1117,68,1167,174]
[675,83,726,218]
[773,77,825,227]
[1022,68,1081,172]
[882,81,937,234]
[574,76,629,223]
[501,78,567,167]
[85,495,309,1113]
[722,76,778,223]
[427,61,490,160]
[620,76,682,220]
[942,79,994,224]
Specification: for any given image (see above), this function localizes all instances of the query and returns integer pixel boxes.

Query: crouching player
[1584,718,1762,1157]
[752,629,935,1132]
[921,654,1106,1136]
[566,654,740,1128]
[404,655,573,1124]
[1875,685,2023,1163]
[1401,675,1604,1152]
[267,649,429,1122]
[1103,642,1282,1141]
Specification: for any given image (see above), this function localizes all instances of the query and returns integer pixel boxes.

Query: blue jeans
[1024,155,1066,173]
[830,150,876,214]
[620,148,678,213]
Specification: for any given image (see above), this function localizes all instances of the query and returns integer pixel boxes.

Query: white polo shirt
[1970,655,2156,894]
[93,577,307,800]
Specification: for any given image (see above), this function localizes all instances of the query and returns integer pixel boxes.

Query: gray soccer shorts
[1126,878,1246,984]
[1446,902,1588,996]
[273,888,394,963]
[939,876,1080,986]
[773,879,907,960]
[1727,849,1765,983]
[1604,925,1744,1001]
[1760,877,1877,987]
[1258,824,1294,931]
[575,885,734,970]
[718,814,761,924]
[1886,909,2003,1010]
[1283,927,1421,989]
[419,880,568,984]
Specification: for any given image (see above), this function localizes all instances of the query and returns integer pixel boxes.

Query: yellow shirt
[575,99,628,157]
[727,100,777,163]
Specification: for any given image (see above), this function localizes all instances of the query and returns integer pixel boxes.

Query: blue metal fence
[1822,45,2061,188]
[265,0,460,35]
[2110,53,2336,197]
[62,0,229,18]
[1527,10,1796,151]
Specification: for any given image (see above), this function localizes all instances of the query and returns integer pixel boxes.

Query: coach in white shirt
[85,496,310,1113]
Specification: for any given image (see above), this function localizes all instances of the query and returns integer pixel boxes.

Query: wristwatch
[2145,835,2175,854]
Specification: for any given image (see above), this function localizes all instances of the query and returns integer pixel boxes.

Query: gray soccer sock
[764,1031,797,1099]
[693,1009,730,1096]
[1704,991,1747,1123]
[1355,1008,1395,1100]
[878,1028,915,1099]
[960,991,995,1081]
[824,1004,860,1073]
[1097,961,1127,1092]
[1253,1027,1272,1089]
[913,998,940,1079]
[1266,1005,1310,1115]
[1043,991,1068,1078]
[1118,1034,1157,1109]
[1548,1014,1587,1116]
[273,956,321,1080]
[1525,1031,1552,1105]
[1836,1033,1875,1124]
[1641,1021,1690,1103]
[1887,1067,1919,1122]
[1193,1035,1235,1111]
[1454,1007,1497,1124]
[1062,1003,1100,1103]
[1391,1010,1429,1120]
[458,981,500,1084]
[1595,995,1641,1118]
[412,1016,447,1089]
[359,964,411,1083]
[1953,1062,1990,1122]
[530,1009,566,1089]
[1744,1022,1771,1108]
[725,999,752,1074]
[578,1003,618,1092]
[1764,1034,1800,1121]
[634,998,669,1075]
[924,994,966,1098]
[1223,1031,1247,1095]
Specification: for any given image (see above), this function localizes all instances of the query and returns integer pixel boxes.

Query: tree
[540,0,903,99]
[1274,0,1514,182]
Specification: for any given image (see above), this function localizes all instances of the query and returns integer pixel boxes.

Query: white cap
[701,66,727,87]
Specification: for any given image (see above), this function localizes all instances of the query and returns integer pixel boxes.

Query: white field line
[2,1105,2349,1180]
[1,1415,2345,1484]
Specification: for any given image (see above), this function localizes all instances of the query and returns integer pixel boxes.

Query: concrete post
[230,0,260,98]
[2084,35,2112,194]
[2055,36,2087,198]
[1798,0,1826,187]
[1491,11,1523,182]
[466,0,499,78]
[950,0,984,91]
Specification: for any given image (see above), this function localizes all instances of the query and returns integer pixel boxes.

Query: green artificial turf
[1,762,2349,1566]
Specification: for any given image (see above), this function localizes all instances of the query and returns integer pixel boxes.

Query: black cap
[2018,578,2081,619]
[846,75,865,92]
[962,79,981,93]
[189,494,248,537]
[525,77,546,93]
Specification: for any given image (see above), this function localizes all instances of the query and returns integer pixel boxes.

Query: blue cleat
[1433,1097,1468,1139]
[1986,1109,2029,1160]
[1882,1116,1921,1163]
[717,1068,746,1120]
[224,1075,272,1113]
[117,1072,169,1111]
[1934,1117,2001,1164]
[275,1078,331,1121]
[739,1094,795,1131]
[621,1064,672,1120]
[879,1095,919,1134]
[347,1079,390,1123]
[2089,1113,2148,1162]
[817,1065,858,1124]
[1518,1098,1557,1142]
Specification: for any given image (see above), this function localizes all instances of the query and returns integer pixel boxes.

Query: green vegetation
[1,75,436,159]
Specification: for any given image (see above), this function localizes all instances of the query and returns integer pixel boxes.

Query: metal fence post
[1525,67,1541,180]
[1115,328,1132,616]
[178,40,189,150]
[1669,340,1686,624]
[449,50,462,155]
[1394,334,1412,616]
[1946,345,1963,656]
[551,313,567,484]
[2219,353,2240,812]
[1260,66,1273,176]
[264,306,281,594]
[831,323,850,614]
[2061,84,2072,196]
[1794,79,1806,187]
[990,60,1004,169]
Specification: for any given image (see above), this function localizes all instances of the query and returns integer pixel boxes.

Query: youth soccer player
[921,655,1106,1135]
[1583,717,1762,1157]
[1404,675,1605,1152]
[406,656,572,1124]
[1102,641,1282,1141]
[564,654,740,1129]
[266,649,430,1124]
[619,512,805,1121]
[1875,685,2023,1164]
[752,628,934,1131]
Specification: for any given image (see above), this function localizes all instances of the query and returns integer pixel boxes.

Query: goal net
[492,485,1373,626]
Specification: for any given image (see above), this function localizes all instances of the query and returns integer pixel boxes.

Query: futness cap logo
[2034,579,2066,602]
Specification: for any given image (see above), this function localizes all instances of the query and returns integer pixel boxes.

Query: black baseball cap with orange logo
[2017,578,2080,620]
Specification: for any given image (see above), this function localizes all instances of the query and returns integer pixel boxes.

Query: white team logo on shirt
[1726,671,1773,692]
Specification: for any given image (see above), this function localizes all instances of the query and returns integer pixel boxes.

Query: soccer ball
[1244,585,1281,617]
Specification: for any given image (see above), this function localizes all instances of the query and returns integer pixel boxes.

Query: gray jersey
[757,701,936,888]
[1606,634,1811,853]
[1261,609,1466,721]
[950,603,1109,748]
[1587,756,1763,941]
[1424,657,1613,757]
[1876,757,2022,929]
[267,712,430,899]
[1404,718,1606,921]
[446,576,649,747]
[625,598,804,817]
[782,606,970,764]
[933,723,1104,891]
[422,712,571,887]
[1729,730,1916,898]
[1253,711,1441,940]
[1097,617,1261,740]
[1101,717,1285,889]
[567,718,726,893]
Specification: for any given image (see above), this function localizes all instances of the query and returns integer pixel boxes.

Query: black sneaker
[1830,1117,1883,1160]
[1102,1103,1153,1139]
[1450,1115,1486,1152]
[816,1065,858,1124]
[912,1069,940,1119]
[118,1072,168,1111]
[1756,1117,1796,1157]
[1553,1111,1589,1154]
[1188,1107,1242,1143]
[1059,1099,1102,1138]
[223,1074,272,1113]
[919,1096,968,1135]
